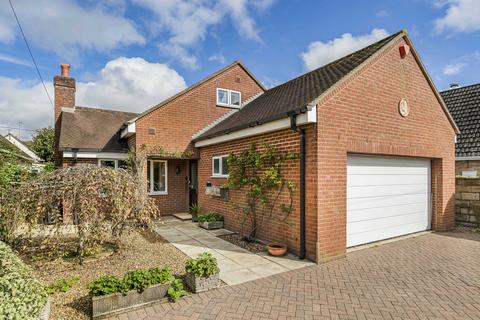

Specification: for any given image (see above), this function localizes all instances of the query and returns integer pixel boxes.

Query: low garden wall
[455,177,480,228]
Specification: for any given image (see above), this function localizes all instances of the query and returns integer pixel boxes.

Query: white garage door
[347,155,431,247]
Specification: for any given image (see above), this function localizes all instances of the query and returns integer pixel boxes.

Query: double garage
[346,154,431,247]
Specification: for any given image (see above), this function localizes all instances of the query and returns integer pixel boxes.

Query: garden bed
[26,229,188,320]
[218,234,266,254]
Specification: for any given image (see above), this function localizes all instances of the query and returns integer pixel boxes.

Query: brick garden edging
[92,283,170,319]
[455,177,480,228]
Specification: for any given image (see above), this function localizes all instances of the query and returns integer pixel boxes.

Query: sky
[0,0,479,139]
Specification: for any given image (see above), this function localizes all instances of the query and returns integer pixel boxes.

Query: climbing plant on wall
[225,143,297,242]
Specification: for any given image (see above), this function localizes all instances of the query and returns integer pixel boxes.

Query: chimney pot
[60,63,70,77]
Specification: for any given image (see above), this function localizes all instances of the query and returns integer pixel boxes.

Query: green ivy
[225,143,297,241]
[167,278,186,301]
[185,252,219,277]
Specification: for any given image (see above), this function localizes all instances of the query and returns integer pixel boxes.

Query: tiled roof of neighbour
[194,31,403,141]
[441,83,480,157]
[59,107,138,151]
[0,135,31,161]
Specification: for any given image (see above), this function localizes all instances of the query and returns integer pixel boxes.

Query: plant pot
[198,220,224,230]
[91,283,170,318]
[191,214,198,222]
[185,271,220,293]
[38,297,51,320]
[267,243,287,256]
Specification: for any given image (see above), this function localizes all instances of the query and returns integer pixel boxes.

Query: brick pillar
[53,64,75,168]
[431,156,456,231]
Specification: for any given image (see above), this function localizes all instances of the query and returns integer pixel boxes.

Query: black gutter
[289,112,306,260]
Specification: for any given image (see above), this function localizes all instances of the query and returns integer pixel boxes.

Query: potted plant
[267,243,287,256]
[198,212,224,230]
[189,203,201,222]
[184,252,220,293]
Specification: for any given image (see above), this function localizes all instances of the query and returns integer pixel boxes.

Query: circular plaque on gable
[398,99,410,117]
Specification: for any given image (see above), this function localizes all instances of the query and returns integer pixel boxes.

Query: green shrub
[197,212,223,223]
[185,252,219,277]
[88,276,123,296]
[167,278,186,301]
[88,267,174,296]
[46,277,79,294]
[0,241,48,320]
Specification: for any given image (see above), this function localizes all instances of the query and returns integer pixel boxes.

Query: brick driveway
[108,231,480,320]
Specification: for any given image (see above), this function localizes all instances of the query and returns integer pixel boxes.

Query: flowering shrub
[0,241,47,320]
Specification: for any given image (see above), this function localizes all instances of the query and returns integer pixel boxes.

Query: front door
[189,160,198,207]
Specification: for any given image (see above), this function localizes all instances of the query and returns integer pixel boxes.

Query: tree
[225,144,296,242]
[31,127,54,163]
[2,165,160,263]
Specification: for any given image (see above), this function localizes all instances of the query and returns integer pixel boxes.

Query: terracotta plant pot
[267,243,287,256]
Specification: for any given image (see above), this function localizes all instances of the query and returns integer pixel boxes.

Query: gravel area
[218,234,266,253]
[27,229,188,320]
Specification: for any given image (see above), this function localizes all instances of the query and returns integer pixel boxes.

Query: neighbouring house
[1,133,44,172]
[54,30,458,263]
[441,83,480,177]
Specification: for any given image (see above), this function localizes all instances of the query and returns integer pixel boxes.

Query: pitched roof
[441,83,480,157]
[135,60,266,122]
[59,107,138,151]
[0,135,32,162]
[194,31,403,141]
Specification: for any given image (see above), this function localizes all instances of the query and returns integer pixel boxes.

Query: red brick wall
[53,75,75,168]
[314,36,456,262]
[135,63,264,214]
[149,159,189,215]
[197,126,318,260]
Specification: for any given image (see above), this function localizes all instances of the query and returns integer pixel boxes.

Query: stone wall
[455,177,480,227]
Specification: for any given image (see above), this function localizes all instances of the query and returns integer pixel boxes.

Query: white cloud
[0,0,145,59]
[208,52,226,64]
[434,0,480,33]
[442,62,466,75]
[133,0,275,69]
[0,53,31,67]
[0,57,186,135]
[301,29,389,71]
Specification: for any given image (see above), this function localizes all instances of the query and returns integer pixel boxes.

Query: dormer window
[216,88,241,108]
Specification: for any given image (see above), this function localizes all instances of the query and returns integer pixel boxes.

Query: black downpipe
[290,113,306,260]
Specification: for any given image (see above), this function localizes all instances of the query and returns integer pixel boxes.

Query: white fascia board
[456,156,480,161]
[4,134,42,162]
[195,106,317,148]
[63,151,129,159]
[120,122,136,138]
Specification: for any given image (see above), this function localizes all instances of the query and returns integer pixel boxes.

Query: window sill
[211,175,229,179]
[148,192,168,196]
[216,104,240,109]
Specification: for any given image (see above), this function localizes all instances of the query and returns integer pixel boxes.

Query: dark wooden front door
[189,160,198,207]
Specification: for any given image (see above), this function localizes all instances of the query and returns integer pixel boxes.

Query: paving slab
[172,212,192,220]
[153,217,314,286]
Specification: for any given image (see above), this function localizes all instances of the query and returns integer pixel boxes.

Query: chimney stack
[53,63,76,166]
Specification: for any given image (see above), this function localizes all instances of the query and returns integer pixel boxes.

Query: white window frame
[212,155,229,178]
[216,88,241,108]
[148,160,168,195]
[98,159,123,169]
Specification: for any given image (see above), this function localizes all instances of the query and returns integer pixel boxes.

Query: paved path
[107,230,480,320]
[154,217,313,285]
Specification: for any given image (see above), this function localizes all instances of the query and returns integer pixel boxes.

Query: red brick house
[54,30,458,263]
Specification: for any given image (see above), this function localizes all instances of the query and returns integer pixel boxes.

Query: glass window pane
[231,91,240,106]
[159,162,166,192]
[221,157,228,175]
[217,89,228,105]
[213,158,220,174]
[118,160,129,169]
[153,162,160,191]
[100,160,115,168]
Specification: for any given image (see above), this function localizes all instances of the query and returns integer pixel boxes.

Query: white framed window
[147,160,168,195]
[98,159,129,169]
[216,88,241,108]
[212,155,229,177]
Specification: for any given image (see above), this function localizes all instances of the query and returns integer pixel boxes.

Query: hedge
[0,241,48,320]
